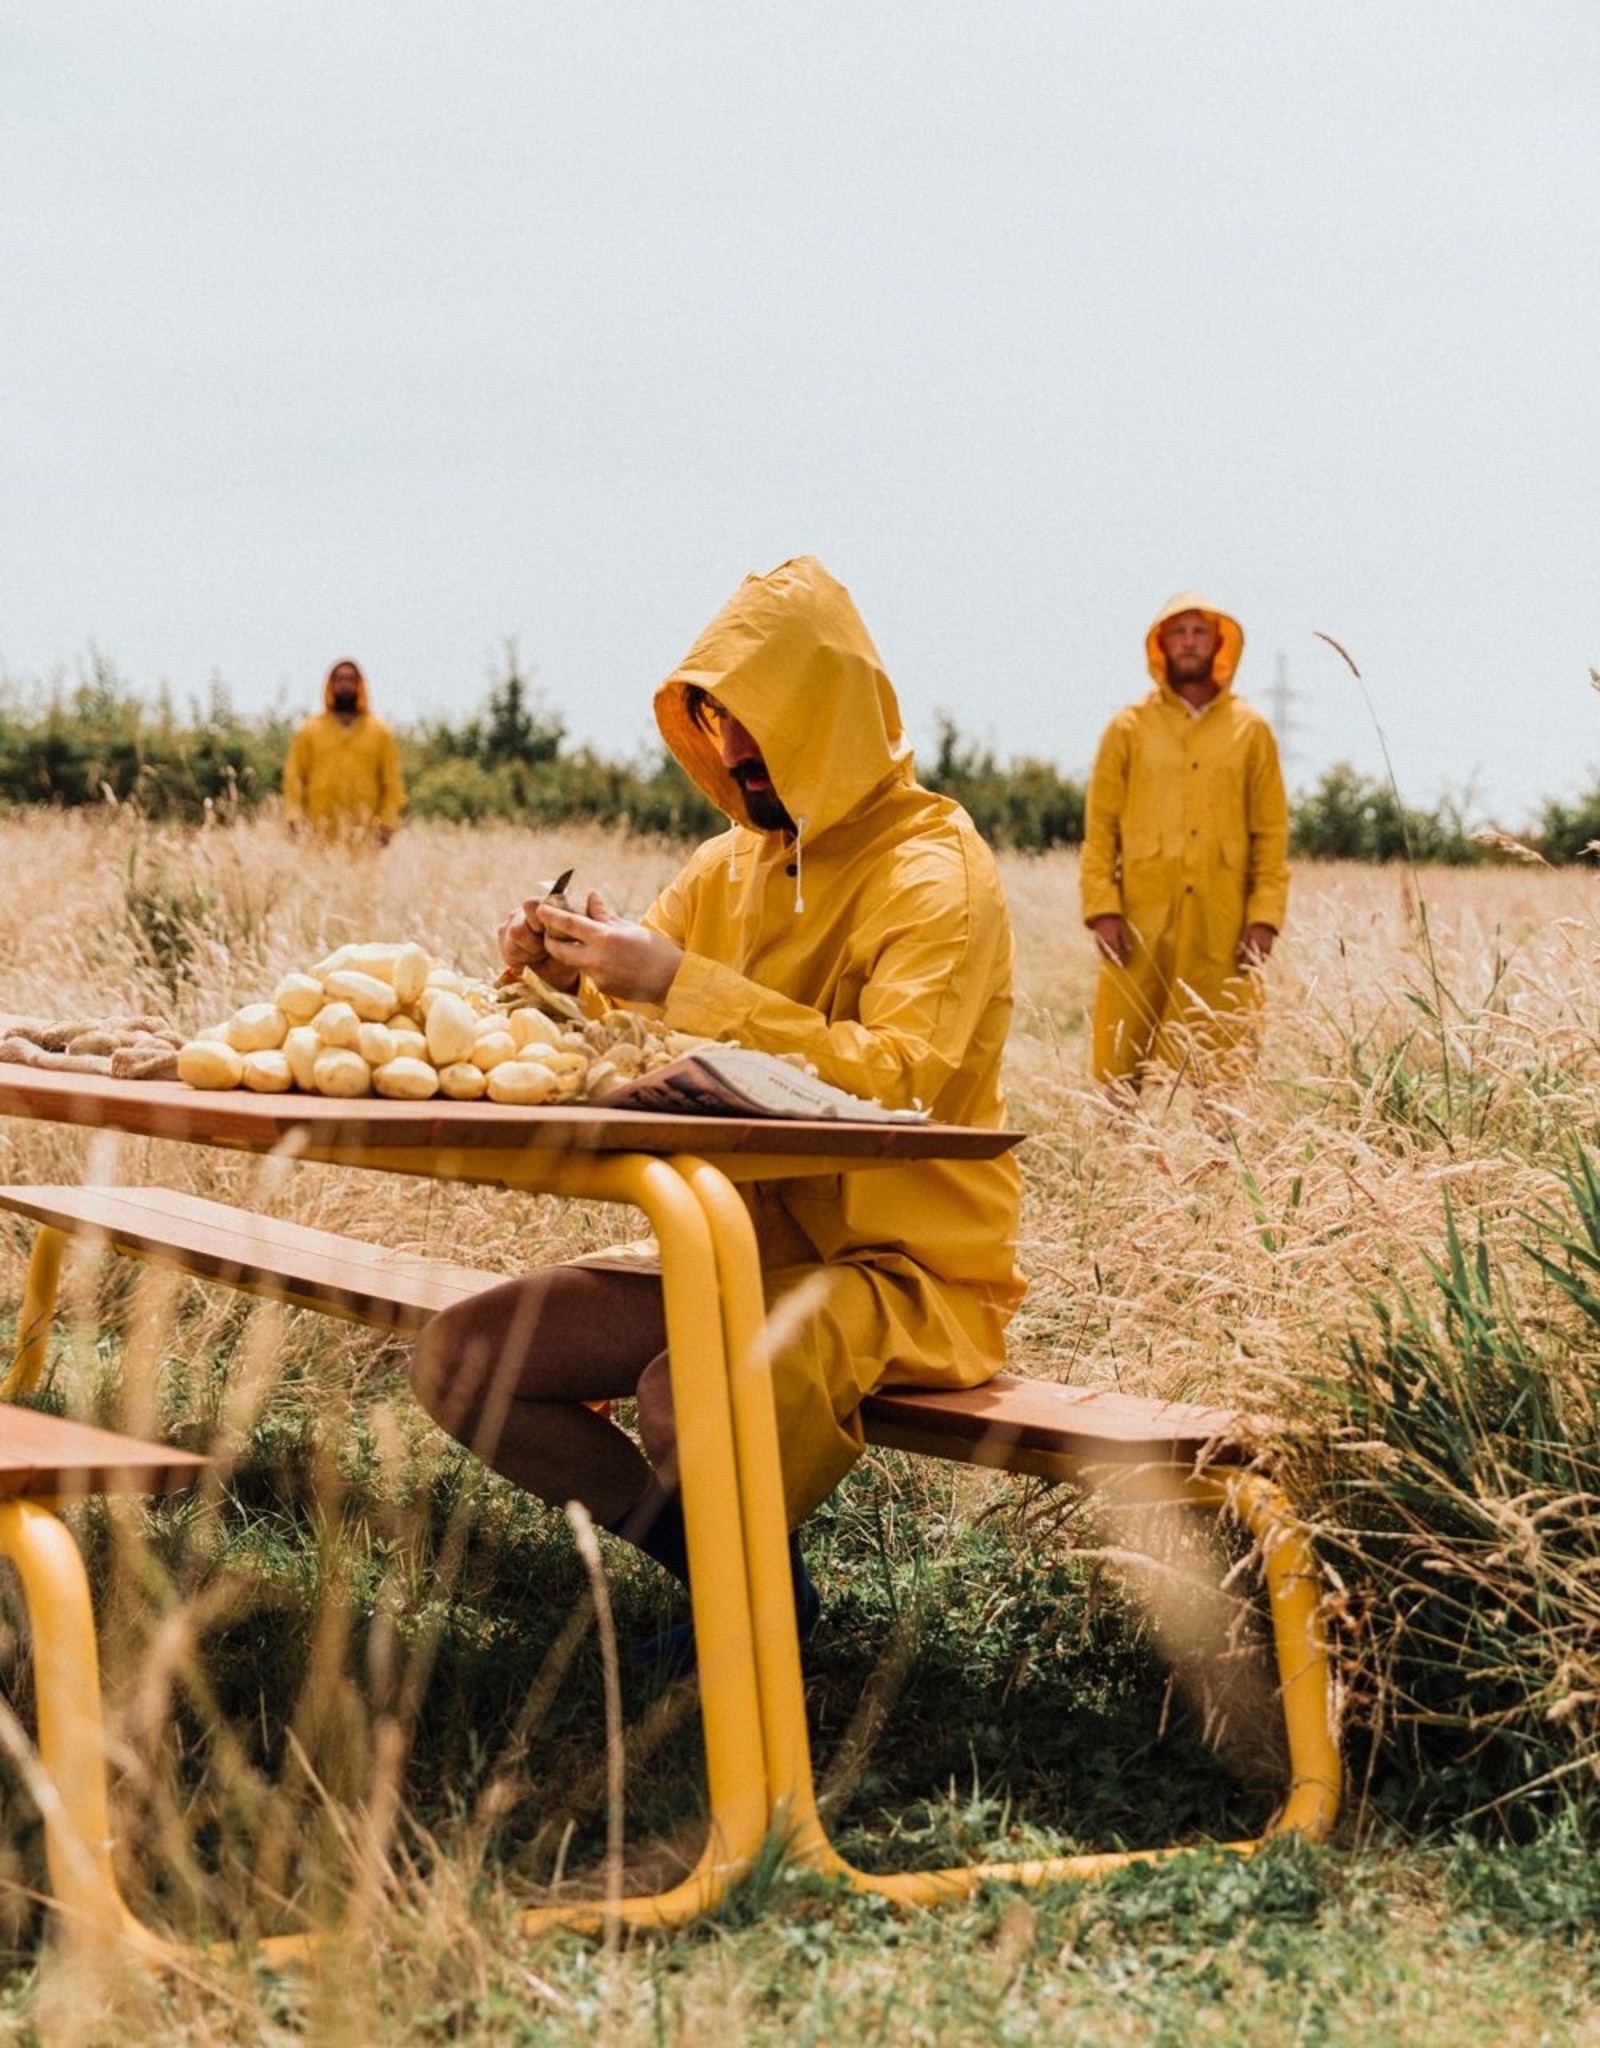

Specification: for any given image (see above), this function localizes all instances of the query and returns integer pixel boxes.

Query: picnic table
[0,1061,1030,1944]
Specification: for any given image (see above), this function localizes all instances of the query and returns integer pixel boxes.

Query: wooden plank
[861,1373,1253,1465]
[0,1183,501,1331]
[0,1062,1023,1163]
[0,1406,207,1500]
[0,1189,1265,1476]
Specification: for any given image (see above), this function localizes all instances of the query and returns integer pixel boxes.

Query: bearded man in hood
[1080,594,1289,1093]
[410,557,1024,1660]
[282,657,405,845]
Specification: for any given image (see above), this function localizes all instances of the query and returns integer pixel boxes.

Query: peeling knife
[498,867,576,984]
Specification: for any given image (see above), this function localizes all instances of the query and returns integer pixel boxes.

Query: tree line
[2,650,1596,862]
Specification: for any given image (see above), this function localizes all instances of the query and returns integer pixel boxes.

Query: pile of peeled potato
[176,942,716,1105]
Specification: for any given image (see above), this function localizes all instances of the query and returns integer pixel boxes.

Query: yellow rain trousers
[282,660,405,839]
[634,555,1025,1522]
[1079,593,1289,1086]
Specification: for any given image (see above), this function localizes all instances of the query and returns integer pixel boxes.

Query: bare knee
[409,1297,485,1433]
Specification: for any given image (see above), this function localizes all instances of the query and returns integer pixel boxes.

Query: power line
[1266,649,1301,777]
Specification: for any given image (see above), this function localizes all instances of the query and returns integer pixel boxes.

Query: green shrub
[1310,1182,1600,1829]
[924,714,1086,850]
[1290,762,1483,865]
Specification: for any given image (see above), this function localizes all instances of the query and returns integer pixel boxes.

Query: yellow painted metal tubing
[0,1499,170,1957]
[675,1158,1340,1904]
[495,1154,771,1937]
[3,1223,66,1399]
[672,1158,823,1836]
[223,1144,775,1940]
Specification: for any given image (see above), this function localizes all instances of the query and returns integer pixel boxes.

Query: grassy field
[3,811,1600,2044]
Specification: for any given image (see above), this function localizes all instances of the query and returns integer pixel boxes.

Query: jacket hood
[1145,592,1244,694]
[322,660,371,715]
[655,556,913,840]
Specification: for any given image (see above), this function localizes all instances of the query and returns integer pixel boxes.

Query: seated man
[410,556,1024,1650]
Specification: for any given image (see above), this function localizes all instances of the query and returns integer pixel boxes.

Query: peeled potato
[177,1039,244,1089]
[373,1056,440,1100]
[486,1060,560,1105]
[312,1001,362,1049]
[470,1029,518,1071]
[507,1008,565,1052]
[357,1021,400,1067]
[273,974,325,1024]
[310,944,357,979]
[388,1025,428,1061]
[241,1048,294,1093]
[438,1060,489,1100]
[284,1025,321,1091]
[323,969,400,1023]
[392,942,431,1007]
[226,1003,289,1053]
[425,991,478,1067]
[311,1048,372,1097]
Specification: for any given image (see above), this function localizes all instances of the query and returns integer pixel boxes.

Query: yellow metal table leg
[671,1159,824,1847]
[3,1225,66,1399]
[506,1153,770,1935]
[0,1498,168,1956]
[1186,1469,1342,1843]
[673,1159,1341,1906]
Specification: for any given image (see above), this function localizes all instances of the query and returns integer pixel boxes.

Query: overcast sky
[4,3,1597,828]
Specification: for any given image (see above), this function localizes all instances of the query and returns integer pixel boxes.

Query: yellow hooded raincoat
[1079,593,1289,1084]
[644,557,1025,1521]
[282,661,405,839]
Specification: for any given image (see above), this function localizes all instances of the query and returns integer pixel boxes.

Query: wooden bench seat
[0,1184,1257,1472]
[0,1179,1338,1938]
[0,1402,207,1501]
[0,1182,499,1344]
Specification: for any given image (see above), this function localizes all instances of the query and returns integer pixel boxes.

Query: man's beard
[332,691,360,713]
[731,762,797,835]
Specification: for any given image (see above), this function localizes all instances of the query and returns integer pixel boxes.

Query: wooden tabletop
[0,1062,1023,1165]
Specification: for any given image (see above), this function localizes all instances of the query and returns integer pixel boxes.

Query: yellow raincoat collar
[322,659,371,715]
[1144,591,1245,697]
[654,556,914,841]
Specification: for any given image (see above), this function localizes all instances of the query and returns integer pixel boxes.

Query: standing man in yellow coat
[1079,593,1289,1091]
[282,657,405,845]
[411,556,1024,1658]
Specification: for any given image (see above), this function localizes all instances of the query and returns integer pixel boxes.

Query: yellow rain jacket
[282,661,405,839]
[645,556,1025,1521]
[1079,593,1289,1084]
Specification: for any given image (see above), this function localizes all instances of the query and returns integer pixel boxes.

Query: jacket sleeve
[376,724,405,833]
[282,727,310,824]
[1079,718,1128,925]
[651,849,1009,1115]
[1243,721,1290,930]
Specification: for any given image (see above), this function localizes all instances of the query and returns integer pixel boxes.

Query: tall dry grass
[3,809,1600,2034]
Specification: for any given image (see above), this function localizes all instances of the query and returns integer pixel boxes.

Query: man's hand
[1235,923,1277,969]
[537,891,684,1005]
[497,881,579,990]
[1091,914,1133,967]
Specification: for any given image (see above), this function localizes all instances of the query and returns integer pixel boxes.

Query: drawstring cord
[791,816,807,913]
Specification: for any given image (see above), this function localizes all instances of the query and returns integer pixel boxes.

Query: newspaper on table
[588,1045,930,1122]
